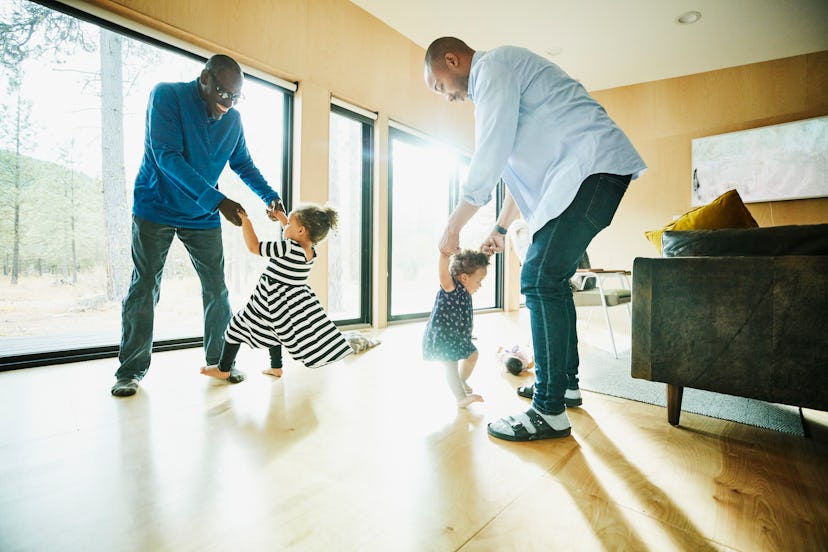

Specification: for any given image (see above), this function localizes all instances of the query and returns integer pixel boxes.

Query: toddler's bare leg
[442,360,465,401]
[457,394,484,408]
[459,350,478,394]
[443,360,484,407]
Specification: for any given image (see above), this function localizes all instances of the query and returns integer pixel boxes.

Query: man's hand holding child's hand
[481,234,505,256]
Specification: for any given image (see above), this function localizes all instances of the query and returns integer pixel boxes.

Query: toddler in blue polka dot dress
[422,249,490,407]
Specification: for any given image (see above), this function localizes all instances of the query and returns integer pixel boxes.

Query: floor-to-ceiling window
[387,125,501,322]
[0,0,293,369]
[327,102,373,325]
[456,164,502,312]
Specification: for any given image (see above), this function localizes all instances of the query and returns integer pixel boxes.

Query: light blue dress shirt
[464,46,646,235]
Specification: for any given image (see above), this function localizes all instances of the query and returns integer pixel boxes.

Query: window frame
[0,0,295,370]
[328,103,373,326]
[386,126,502,323]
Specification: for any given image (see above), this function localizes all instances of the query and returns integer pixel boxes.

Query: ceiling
[348,0,828,91]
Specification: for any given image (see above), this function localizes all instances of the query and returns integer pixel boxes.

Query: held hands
[218,198,246,226]
[266,198,287,224]
[481,233,505,256]
[438,226,461,256]
[272,209,288,226]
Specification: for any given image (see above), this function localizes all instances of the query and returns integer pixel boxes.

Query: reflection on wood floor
[1,310,827,551]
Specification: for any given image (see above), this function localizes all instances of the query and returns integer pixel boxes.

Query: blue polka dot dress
[422,277,477,362]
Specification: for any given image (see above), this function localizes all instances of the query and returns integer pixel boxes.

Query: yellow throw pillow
[645,189,758,253]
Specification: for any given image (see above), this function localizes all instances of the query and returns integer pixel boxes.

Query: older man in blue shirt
[112,54,284,397]
[425,37,646,441]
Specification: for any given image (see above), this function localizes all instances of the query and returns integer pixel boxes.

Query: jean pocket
[585,173,629,231]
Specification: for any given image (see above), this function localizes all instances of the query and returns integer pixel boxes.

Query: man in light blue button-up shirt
[425,37,646,441]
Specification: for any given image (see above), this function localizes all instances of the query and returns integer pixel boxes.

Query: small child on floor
[496,344,535,376]
[422,249,490,408]
[201,203,353,383]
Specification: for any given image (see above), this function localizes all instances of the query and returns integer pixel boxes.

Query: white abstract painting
[691,116,828,206]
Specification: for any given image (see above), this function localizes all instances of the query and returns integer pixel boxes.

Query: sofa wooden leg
[667,384,684,426]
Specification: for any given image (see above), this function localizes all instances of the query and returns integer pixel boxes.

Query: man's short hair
[205,54,241,75]
[424,37,472,66]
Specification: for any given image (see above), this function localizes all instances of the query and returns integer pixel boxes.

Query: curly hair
[449,249,489,278]
[292,204,339,244]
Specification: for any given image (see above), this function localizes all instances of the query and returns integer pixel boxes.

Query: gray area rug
[577,348,805,436]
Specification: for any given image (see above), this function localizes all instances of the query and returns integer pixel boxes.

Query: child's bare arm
[273,209,288,226]
[239,212,260,254]
[438,252,455,292]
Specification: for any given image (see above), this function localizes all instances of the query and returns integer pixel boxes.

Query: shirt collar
[191,78,224,122]
[467,50,486,102]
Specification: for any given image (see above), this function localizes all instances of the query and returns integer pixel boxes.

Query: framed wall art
[691,115,828,206]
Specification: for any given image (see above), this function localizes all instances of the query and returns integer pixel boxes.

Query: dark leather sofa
[631,224,828,426]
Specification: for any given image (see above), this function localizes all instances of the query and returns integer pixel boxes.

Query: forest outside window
[0,0,292,367]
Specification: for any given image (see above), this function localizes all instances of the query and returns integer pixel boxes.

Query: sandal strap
[506,416,531,439]
[524,409,553,433]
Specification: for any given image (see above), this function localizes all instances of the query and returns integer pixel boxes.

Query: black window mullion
[329,104,373,326]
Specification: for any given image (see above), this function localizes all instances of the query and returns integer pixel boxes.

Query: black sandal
[487,409,571,442]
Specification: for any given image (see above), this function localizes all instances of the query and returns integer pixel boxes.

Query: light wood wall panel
[591,50,828,269]
[86,0,473,145]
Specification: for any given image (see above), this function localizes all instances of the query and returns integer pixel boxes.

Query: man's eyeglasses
[209,71,243,104]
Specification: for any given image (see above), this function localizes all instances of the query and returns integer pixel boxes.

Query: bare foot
[457,394,484,408]
[462,381,473,394]
[262,367,283,378]
[201,365,230,380]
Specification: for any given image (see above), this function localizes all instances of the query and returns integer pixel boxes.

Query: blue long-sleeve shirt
[132,79,280,229]
[464,47,646,235]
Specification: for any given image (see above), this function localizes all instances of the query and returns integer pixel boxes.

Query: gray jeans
[116,216,231,381]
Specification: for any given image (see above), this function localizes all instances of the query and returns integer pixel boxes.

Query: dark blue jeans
[521,173,631,415]
[116,216,232,381]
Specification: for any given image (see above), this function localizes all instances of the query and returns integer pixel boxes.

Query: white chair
[508,221,631,358]
[572,269,632,358]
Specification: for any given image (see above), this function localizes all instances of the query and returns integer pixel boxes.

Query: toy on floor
[342,331,382,354]
[496,345,534,375]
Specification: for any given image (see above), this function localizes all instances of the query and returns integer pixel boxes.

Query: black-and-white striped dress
[224,239,353,368]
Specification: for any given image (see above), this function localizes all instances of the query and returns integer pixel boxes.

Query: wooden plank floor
[1,310,827,552]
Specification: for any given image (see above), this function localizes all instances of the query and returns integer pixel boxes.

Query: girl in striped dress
[201,204,353,383]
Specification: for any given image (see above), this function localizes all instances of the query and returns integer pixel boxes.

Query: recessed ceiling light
[677,11,702,24]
